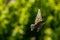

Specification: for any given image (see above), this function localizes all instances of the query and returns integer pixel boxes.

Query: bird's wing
[35,9,42,24]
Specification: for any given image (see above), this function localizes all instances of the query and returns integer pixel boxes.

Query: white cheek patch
[30,24,35,31]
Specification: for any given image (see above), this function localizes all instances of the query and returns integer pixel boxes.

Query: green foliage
[0,0,60,40]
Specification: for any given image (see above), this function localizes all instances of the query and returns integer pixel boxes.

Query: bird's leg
[37,27,40,32]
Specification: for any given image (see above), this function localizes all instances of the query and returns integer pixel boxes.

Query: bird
[30,9,45,32]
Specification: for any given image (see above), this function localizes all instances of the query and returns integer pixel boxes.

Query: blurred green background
[0,0,60,40]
